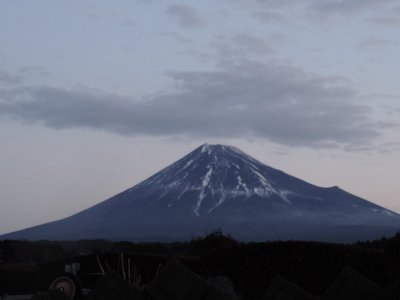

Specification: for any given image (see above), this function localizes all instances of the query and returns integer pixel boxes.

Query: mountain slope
[2,144,399,242]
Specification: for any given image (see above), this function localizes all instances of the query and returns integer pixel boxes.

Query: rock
[322,265,383,300]
[144,259,209,300]
[381,275,400,300]
[259,276,313,300]
[206,276,237,299]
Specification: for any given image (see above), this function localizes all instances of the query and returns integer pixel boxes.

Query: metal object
[49,275,77,299]
[64,263,80,276]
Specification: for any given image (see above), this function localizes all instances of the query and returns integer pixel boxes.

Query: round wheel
[49,274,80,299]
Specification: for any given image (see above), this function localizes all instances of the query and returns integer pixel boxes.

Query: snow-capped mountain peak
[2,143,399,242]
[136,143,292,216]
[122,144,395,221]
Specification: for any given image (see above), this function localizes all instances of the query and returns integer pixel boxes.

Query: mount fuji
[2,144,400,242]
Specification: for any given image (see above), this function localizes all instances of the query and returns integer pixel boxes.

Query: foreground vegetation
[1,230,400,298]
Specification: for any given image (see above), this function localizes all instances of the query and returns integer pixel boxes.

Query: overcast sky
[1,0,400,234]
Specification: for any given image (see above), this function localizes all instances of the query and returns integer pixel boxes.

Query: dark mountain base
[2,218,399,243]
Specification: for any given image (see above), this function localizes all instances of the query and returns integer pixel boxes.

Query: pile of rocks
[31,261,400,300]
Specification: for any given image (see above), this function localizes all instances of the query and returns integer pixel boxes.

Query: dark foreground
[1,231,400,299]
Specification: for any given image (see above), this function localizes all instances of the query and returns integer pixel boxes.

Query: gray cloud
[310,0,396,15]
[0,67,48,88]
[230,0,396,13]
[366,16,400,26]
[357,37,398,49]
[0,70,23,86]
[229,0,398,25]
[213,33,273,60]
[0,60,381,149]
[121,20,137,27]
[166,4,204,29]
[227,0,297,9]
[232,0,397,19]
[232,34,271,52]
[254,11,286,24]
[133,0,159,3]
[159,31,193,44]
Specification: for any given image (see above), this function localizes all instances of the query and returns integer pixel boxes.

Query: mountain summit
[2,144,400,242]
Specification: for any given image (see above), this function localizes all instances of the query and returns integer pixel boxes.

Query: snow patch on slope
[252,169,273,190]
[209,184,227,213]
[383,210,395,217]
[235,176,250,197]
[278,190,293,205]
[194,166,213,216]
[201,143,210,153]
[202,167,213,187]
